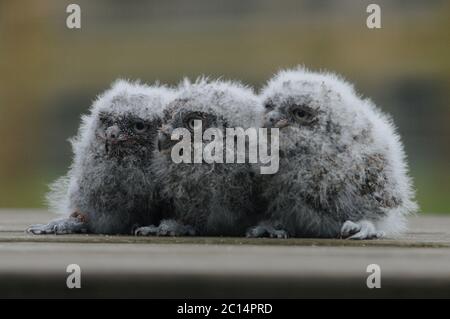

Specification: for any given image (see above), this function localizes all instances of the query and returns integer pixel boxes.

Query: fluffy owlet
[135,78,263,236]
[27,80,174,234]
[247,68,418,239]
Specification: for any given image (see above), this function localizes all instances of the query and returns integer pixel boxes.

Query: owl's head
[156,78,262,160]
[95,110,161,160]
[260,67,374,154]
[73,79,175,163]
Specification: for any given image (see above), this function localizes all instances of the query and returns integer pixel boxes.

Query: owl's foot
[133,225,159,236]
[246,224,288,239]
[340,220,385,240]
[134,219,196,237]
[26,212,88,235]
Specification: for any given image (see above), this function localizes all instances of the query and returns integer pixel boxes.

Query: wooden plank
[1,209,450,247]
[0,209,449,298]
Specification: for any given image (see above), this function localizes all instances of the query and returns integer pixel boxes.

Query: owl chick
[135,78,263,236]
[27,79,174,235]
[247,68,418,239]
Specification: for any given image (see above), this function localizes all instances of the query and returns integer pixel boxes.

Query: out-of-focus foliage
[0,0,448,212]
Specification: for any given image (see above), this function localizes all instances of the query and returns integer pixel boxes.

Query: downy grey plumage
[247,68,418,239]
[135,78,263,236]
[27,80,174,234]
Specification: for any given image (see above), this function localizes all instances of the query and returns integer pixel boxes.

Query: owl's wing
[359,153,402,209]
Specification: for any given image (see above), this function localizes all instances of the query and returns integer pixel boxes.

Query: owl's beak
[273,119,289,128]
[157,131,174,153]
[264,111,289,128]
[106,125,129,143]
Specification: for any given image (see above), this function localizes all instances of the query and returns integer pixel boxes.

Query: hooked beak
[157,130,175,154]
[273,119,289,128]
[105,125,129,144]
[264,111,290,128]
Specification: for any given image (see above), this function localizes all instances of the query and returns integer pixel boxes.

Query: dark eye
[133,121,147,133]
[186,116,202,130]
[293,109,307,119]
[292,105,315,124]
[265,102,274,110]
[99,116,112,127]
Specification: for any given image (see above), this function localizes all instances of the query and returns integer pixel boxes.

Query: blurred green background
[0,0,448,212]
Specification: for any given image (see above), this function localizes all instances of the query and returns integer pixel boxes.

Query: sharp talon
[131,224,141,235]
[341,220,381,240]
[246,225,287,239]
[376,231,386,239]
[134,225,159,236]
[27,217,88,235]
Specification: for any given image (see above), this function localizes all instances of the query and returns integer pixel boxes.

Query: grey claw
[134,225,159,236]
[246,225,288,239]
[341,220,383,240]
[27,217,88,235]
